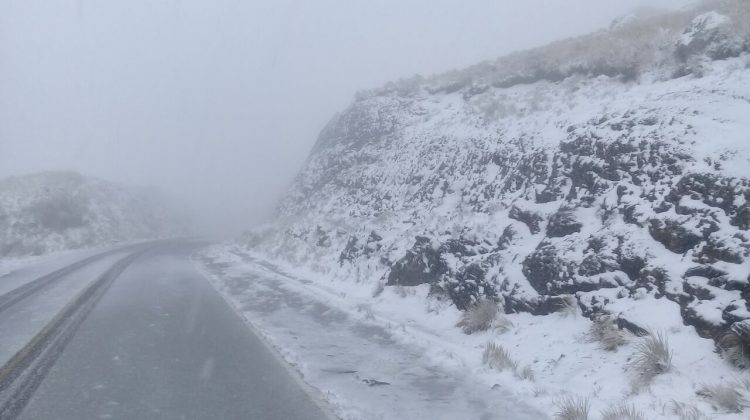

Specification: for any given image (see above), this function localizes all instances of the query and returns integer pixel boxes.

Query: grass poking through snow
[600,404,645,420]
[630,330,673,385]
[697,379,750,413]
[670,401,710,420]
[482,342,518,372]
[457,299,512,334]
[554,396,590,420]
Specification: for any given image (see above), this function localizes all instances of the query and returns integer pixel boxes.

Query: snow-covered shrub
[554,396,590,420]
[670,401,709,420]
[457,299,511,334]
[482,342,518,372]
[630,331,673,384]
[697,380,750,413]
[588,315,628,351]
[600,404,645,420]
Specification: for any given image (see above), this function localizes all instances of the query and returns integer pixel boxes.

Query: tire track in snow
[0,244,147,315]
[0,250,145,420]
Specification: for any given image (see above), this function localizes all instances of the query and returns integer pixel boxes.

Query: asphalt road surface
[4,243,332,420]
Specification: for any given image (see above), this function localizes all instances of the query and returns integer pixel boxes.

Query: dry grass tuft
[600,404,645,420]
[670,401,710,420]
[458,299,512,334]
[482,342,518,372]
[630,330,673,384]
[554,396,590,420]
[697,379,750,413]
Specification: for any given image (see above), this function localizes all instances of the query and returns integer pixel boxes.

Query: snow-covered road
[1,242,333,420]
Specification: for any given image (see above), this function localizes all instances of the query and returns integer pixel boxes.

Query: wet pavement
[17,244,332,420]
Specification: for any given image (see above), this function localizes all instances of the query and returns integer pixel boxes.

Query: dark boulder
[617,254,647,281]
[363,231,383,256]
[733,203,750,230]
[497,225,517,251]
[522,243,603,295]
[578,254,618,277]
[314,226,332,248]
[666,173,738,214]
[509,206,544,235]
[387,237,447,287]
[637,267,671,295]
[444,263,495,310]
[698,237,745,264]
[546,209,583,238]
[684,308,723,339]
[648,219,703,254]
[522,243,568,294]
[338,236,359,264]
[439,238,479,258]
[616,317,649,337]
[503,294,578,316]
[684,265,728,280]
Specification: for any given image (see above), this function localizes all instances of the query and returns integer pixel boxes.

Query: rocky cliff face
[0,171,187,256]
[247,1,750,362]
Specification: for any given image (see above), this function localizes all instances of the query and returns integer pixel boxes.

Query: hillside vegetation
[238,1,750,416]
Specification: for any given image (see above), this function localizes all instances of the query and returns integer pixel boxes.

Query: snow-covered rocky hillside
[0,171,186,256]
[231,0,750,416]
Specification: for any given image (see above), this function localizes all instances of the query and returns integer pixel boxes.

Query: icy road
[0,242,332,420]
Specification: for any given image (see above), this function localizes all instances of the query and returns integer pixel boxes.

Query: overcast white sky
[0,0,695,234]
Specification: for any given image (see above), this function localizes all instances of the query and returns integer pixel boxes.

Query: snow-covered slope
[0,171,186,256]
[237,1,750,415]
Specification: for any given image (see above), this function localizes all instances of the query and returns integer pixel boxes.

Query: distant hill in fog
[0,171,187,257]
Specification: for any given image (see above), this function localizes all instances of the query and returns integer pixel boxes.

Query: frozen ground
[199,245,750,420]
[198,246,547,420]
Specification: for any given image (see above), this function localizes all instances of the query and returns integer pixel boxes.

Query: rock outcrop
[246,1,750,362]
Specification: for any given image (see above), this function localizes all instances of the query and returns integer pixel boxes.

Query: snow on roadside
[196,245,546,420]
[198,244,750,420]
